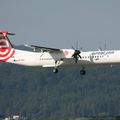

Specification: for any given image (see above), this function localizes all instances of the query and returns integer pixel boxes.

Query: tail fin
[0,30,15,62]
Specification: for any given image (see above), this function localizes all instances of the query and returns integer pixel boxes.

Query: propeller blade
[78,54,82,59]
[75,56,77,63]
[72,43,82,63]
[72,46,75,50]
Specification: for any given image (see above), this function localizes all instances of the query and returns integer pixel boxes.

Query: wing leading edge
[25,44,61,52]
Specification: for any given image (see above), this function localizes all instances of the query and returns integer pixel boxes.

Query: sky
[0,0,120,50]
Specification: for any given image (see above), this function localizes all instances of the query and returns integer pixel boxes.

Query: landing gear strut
[53,60,60,74]
[80,69,86,75]
[53,68,58,73]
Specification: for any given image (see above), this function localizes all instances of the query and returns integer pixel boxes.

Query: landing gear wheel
[53,68,58,73]
[80,69,86,75]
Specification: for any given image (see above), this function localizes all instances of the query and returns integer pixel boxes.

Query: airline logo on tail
[0,31,15,62]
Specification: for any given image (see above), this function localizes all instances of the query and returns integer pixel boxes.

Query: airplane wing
[25,44,61,53]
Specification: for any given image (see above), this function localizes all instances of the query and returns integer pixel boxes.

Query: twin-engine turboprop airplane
[0,30,120,75]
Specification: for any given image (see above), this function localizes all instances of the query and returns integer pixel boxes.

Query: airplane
[0,30,120,75]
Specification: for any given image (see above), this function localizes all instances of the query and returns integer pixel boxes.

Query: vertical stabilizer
[0,30,15,62]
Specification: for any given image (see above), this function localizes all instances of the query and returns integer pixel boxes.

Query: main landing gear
[53,68,58,73]
[80,69,86,75]
[52,68,86,75]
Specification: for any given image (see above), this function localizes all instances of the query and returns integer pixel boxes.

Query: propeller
[72,41,82,63]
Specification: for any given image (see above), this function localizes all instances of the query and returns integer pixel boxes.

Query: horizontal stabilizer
[0,30,15,35]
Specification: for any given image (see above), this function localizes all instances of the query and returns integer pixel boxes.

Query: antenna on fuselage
[104,40,107,50]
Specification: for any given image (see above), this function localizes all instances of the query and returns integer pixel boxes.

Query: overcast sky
[0,0,120,50]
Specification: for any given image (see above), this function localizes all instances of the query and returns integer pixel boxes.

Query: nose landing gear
[80,69,86,75]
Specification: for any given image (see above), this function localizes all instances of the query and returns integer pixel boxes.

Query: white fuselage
[6,49,120,68]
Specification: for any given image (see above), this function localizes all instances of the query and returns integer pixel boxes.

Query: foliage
[0,63,120,120]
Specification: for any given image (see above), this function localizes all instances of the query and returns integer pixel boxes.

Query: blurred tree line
[0,63,120,120]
